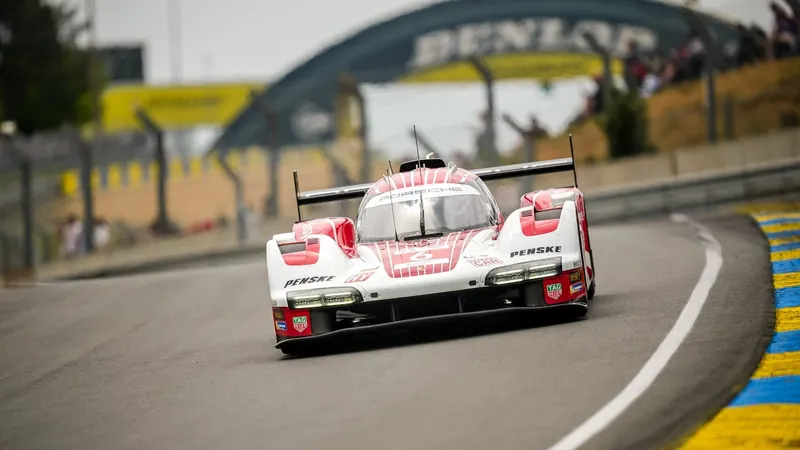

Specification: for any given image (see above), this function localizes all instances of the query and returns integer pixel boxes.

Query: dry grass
[534,57,800,163]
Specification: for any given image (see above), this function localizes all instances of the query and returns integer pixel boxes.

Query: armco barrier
[585,159,800,223]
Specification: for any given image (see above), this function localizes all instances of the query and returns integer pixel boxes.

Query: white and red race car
[266,154,596,354]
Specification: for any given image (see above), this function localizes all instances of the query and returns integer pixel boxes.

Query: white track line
[546,213,724,450]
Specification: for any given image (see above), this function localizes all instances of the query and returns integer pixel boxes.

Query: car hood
[356,228,494,279]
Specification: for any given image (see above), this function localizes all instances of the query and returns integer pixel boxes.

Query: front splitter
[274,300,588,350]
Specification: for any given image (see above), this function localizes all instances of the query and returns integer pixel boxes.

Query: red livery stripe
[360,230,483,278]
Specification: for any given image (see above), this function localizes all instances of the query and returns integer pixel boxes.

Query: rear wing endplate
[291,136,579,221]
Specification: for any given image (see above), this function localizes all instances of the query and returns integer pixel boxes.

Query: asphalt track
[0,212,775,450]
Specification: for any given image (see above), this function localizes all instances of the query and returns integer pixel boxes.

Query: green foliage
[0,0,94,136]
[594,86,656,159]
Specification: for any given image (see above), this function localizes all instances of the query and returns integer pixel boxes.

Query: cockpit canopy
[356,180,498,243]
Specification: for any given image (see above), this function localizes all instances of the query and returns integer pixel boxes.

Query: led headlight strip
[287,287,364,309]
[485,258,561,286]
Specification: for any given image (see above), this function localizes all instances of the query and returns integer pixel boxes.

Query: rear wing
[291,136,579,221]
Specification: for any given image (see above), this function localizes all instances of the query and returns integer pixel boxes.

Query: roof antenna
[568,134,579,189]
[413,125,422,168]
[292,170,302,222]
[384,169,400,242]
[413,126,426,237]
[388,160,395,175]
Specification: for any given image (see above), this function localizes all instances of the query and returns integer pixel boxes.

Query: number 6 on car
[410,252,433,261]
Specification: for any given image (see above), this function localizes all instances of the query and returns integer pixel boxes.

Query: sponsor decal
[546,283,563,300]
[510,246,562,258]
[293,316,308,333]
[408,18,659,70]
[273,309,284,320]
[284,276,335,288]
[569,271,582,282]
[378,186,463,203]
[275,320,287,331]
[465,256,504,267]
[570,282,584,294]
[345,269,376,283]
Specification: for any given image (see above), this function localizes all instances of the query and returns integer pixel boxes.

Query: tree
[595,85,655,159]
[0,0,93,136]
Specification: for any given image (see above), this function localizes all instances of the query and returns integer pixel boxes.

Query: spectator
[750,25,770,60]
[93,217,111,250]
[60,214,83,258]
[623,41,649,88]
[562,1,793,127]
[659,56,678,86]
[771,1,798,58]
[685,31,707,78]
[737,24,764,65]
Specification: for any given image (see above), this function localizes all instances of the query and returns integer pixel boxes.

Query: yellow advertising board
[101,82,266,132]
[399,53,623,83]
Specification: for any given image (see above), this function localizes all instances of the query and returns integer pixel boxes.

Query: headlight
[287,287,363,309]
[485,258,561,286]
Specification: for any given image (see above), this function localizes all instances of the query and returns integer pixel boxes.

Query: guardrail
[5,156,800,281]
[586,159,800,222]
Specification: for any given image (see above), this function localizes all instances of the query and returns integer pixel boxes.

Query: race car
[266,153,596,354]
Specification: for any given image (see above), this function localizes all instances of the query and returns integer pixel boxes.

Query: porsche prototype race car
[266,153,596,354]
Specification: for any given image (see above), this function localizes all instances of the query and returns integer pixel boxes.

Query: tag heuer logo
[293,316,308,333]
[547,283,563,300]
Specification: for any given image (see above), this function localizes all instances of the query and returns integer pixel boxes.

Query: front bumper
[272,270,588,350]
[275,302,586,350]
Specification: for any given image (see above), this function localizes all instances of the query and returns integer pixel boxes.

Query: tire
[586,249,596,301]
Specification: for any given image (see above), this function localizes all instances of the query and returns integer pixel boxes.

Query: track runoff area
[680,210,800,448]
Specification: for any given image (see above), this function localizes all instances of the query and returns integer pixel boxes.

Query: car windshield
[357,185,494,242]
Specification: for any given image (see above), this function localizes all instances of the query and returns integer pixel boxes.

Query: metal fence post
[0,122,35,276]
[354,87,370,184]
[583,33,613,112]
[469,57,498,167]
[214,151,247,244]
[319,145,353,218]
[19,157,34,270]
[135,108,180,235]
[338,75,371,184]
[78,134,95,252]
[502,113,537,194]
[252,93,281,217]
[681,7,720,144]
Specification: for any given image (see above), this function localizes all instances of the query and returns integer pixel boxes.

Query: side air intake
[534,209,563,221]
